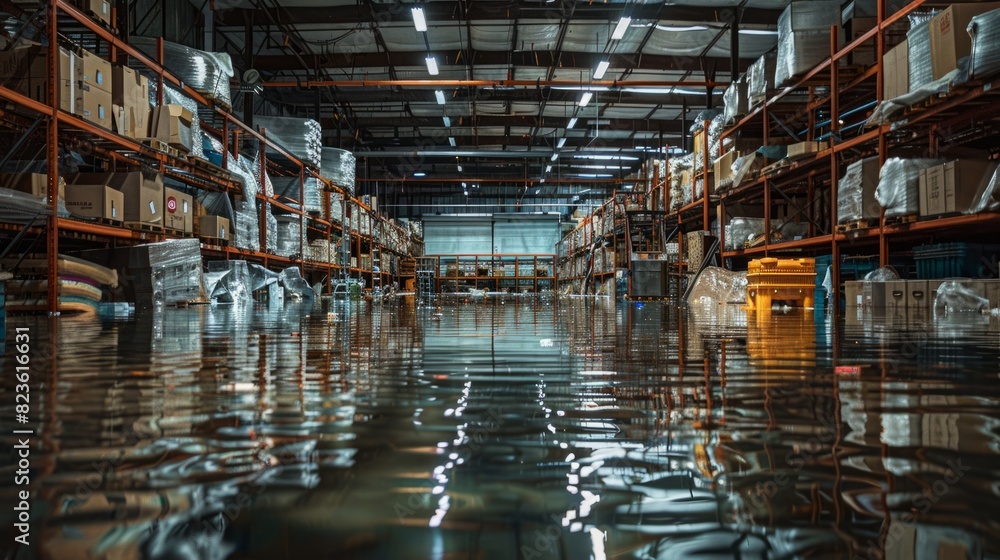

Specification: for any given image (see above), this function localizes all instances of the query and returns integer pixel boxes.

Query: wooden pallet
[93,217,124,228]
[125,221,164,234]
[139,138,188,161]
[886,214,918,226]
[164,227,194,238]
[835,218,878,233]
[199,236,229,247]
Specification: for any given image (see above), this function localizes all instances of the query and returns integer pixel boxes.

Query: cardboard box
[163,187,193,232]
[2,173,65,200]
[984,279,1000,309]
[846,16,878,66]
[112,65,151,138]
[200,216,229,240]
[79,0,112,26]
[885,280,908,315]
[883,39,908,100]
[64,184,123,221]
[714,149,738,187]
[693,129,706,159]
[929,3,1000,81]
[150,105,194,153]
[108,171,164,224]
[787,140,829,159]
[920,159,997,216]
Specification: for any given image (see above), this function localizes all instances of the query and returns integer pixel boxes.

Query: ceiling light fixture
[739,29,779,36]
[551,153,559,162]
[413,172,426,177]
[435,90,446,104]
[593,60,610,80]
[546,165,553,173]
[457,165,464,172]
[448,137,456,146]
[611,17,631,40]
[425,55,439,76]
[411,7,427,32]
[656,24,708,32]
[557,138,567,148]
[578,92,593,107]
[442,115,451,127]
[567,117,578,129]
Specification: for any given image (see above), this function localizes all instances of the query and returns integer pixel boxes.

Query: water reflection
[1,300,999,558]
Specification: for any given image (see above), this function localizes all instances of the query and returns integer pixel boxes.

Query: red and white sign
[166,196,177,213]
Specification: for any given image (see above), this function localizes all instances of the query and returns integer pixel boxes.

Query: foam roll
[321,148,357,194]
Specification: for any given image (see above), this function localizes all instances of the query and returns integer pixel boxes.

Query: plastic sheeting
[233,200,259,252]
[934,280,989,314]
[966,165,1000,214]
[726,217,766,251]
[274,214,305,258]
[271,176,322,214]
[131,37,234,107]
[321,148,356,194]
[863,267,900,282]
[0,187,69,224]
[774,220,809,241]
[686,266,748,305]
[280,267,316,301]
[774,1,843,87]
[731,153,762,188]
[838,157,881,223]
[867,58,971,125]
[907,19,933,92]
[724,75,747,125]
[689,110,722,134]
[748,52,777,107]
[255,116,322,168]
[128,238,205,307]
[204,260,253,306]
[875,158,945,218]
[969,9,1000,80]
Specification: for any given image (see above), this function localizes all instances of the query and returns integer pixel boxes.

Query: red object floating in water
[835,366,863,375]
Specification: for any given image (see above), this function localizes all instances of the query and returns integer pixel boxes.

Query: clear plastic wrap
[265,203,277,254]
[966,165,1000,215]
[723,75,747,125]
[279,267,316,300]
[203,260,253,306]
[907,19,933,92]
[863,266,900,282]
[274,214,304,258]
[271,176,322,214]
[128,238,205,307]
[773,220,809,242]
[321,148,356,194]
[934,280,989,314]
[148,82,206,161]
[131,37,234,108]
[748,52,777,107]
[254,116,322,169]
[875,158,945,218]
[866,59,970,125]
[686,266,748,305]
[731,153,762,188]
[837,157,881,223]
[252,152,274,198]
[233,200,259,252]
[969,9,1000,80]
[726,217,766,250]
[247,263,280,292]
[0,186,69,223]
[689,110,722,134]
[774,1,843,87]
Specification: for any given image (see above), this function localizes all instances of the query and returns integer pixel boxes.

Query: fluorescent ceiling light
[448,137,456,147]
[622,87,717,95]
[567,117,578,129]
[578,92,593,107]
[540,178,546,183]
[545,165,553,173]
[552,86,611,92]
[572,164,628,170]
[457,165,463,172]
[576,173,613,178]
[593,60,610,80]
[435,90,446,104]
[557,138,567,148]
[411,7,427,32]
[611,17,631,40]
[656,24,708,32]
[551,153,559,162]
[442,115,451,127]
[739,29,779,36]
[461,182,467,188]
[425,56,439,76]
[572,154,640,161]
[413,172,426,177]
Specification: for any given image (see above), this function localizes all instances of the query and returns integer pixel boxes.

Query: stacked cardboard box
[112,66,150,139]
[66,173,124,221]
[163,187,193,232]
[919,160,998,216]
[149,105,194,153]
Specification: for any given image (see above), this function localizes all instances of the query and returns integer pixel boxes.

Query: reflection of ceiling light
[411,7,427,32]
[442,116,451,127]
[593,60,610,80]
[413,172,426,177]
[578,92,593,107]
[567,117,578,129]
[557,138,567,148]
[448,137,456,146]
[656,24,708,32]
[435,90,446,104]
[739,29,779,35]
[425,56,439,76]
[611,17,631,40]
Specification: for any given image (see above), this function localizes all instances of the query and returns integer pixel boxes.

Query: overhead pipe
[355,177,622,184]
[353,149,647,158]
[263,79,723,89]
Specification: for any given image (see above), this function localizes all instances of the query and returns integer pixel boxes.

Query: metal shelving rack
[0,1,421,313]
[424,254,557,294]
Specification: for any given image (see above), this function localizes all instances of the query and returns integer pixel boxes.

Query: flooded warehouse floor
[2,298,999,559]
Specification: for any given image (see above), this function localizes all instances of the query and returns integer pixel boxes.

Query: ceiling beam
[214,3,783,27]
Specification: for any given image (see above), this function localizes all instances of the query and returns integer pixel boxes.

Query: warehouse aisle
[2,299,999,559]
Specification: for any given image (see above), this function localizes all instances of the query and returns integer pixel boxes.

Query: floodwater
[2,298,1000,559]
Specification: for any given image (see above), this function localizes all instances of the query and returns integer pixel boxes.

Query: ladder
[371,247,382,295]
[333,203,352,298]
